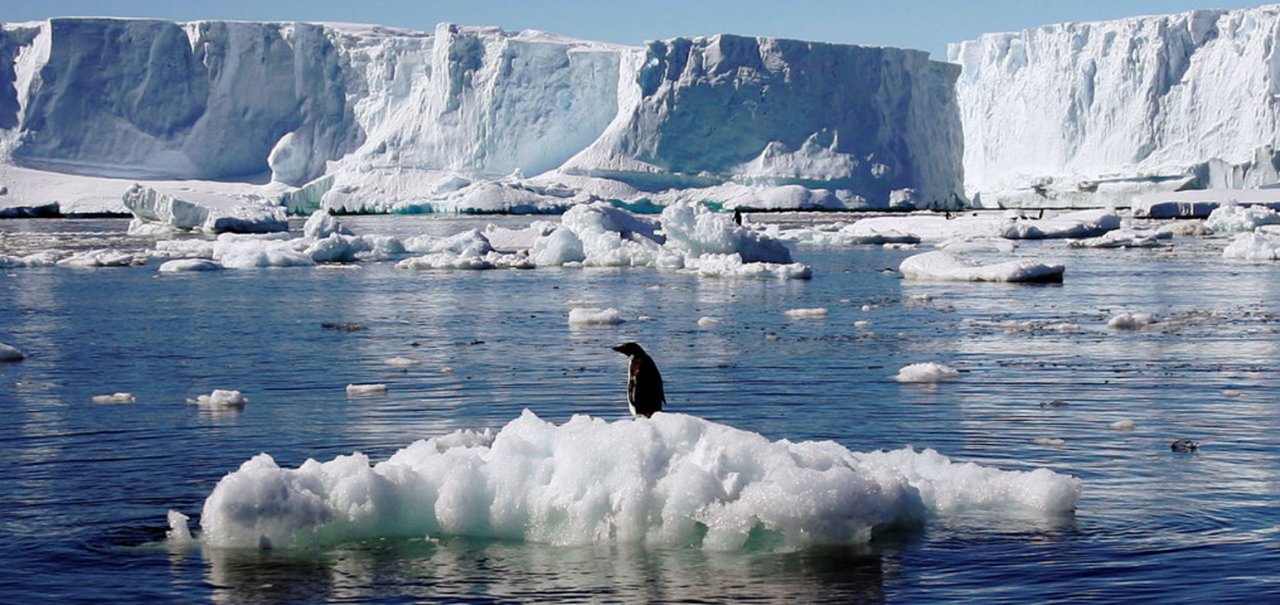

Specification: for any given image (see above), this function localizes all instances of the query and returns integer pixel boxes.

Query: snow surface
[950,6,1280,207]
[194,410,1081,550]
[1,18,965,215]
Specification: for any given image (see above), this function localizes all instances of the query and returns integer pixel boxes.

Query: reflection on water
[194,538,887,604]
[2,216,1280,601]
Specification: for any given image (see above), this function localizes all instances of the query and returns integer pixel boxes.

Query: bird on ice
[611,342,665,418]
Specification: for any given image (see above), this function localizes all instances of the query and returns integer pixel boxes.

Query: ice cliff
[949,5,1280,208]
[0,17,965,214]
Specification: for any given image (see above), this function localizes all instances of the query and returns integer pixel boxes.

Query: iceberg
[122,184,287,234]
[950,6,1280,208]
[1,18,965,215]
[194,411,1081,550]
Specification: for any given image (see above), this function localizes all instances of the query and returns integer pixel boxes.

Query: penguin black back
[611,342,665,417]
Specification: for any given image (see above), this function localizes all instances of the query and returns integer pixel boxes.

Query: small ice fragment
[860,304,874,312]
[92,392,136,404]
[854,320,870,328]
[189,389,248,409]
[1221,389,1243,398]
[1111,420,1136,431]
[697,316,721,328]
[568,307,624,326]
[911,294,933,303]
[158,258,223,272]
[347,384,389,396]
[1032,437,1066,446]
[784,307,829,319]
[0,343,24,362]
[764,332,780,341]
[440,366,454,374]
[1108,312,1154,330]
[167,510,193,542]
[894,362,959,383]
[636,315,654,321]
[385,357,419,368]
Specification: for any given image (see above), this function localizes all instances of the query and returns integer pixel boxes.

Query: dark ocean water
[1,216,1278,603]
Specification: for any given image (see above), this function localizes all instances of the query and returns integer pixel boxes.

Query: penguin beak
[611,345,627,354]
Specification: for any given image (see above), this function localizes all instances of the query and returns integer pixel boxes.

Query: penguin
[611,342,665,417]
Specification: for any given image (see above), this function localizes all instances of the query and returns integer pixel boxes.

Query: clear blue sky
[2,0,1273,58]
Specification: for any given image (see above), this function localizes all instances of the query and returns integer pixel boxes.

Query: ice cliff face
[561,35,964,207]
[950,6,1280,207]
[0,18,965,212]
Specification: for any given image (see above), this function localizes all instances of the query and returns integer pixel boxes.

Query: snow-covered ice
[894,363,960,383]
[1222,231,1280,261]
[188,390,249,409]
[899,251,1065,283]
[92,393,136,404]
[784,308,829,319]
[346,384,389,396]
[158,259,223,273]
[193,411,1080,550]
[1107,312,1155,330]
[1205,202,1280,233]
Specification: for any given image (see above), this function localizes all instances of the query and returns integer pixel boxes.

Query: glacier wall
[561,35,964,206]
[949,6,1280,207]
[0,17,965,212]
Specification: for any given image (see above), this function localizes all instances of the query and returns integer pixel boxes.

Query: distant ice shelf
[0,18,966,216]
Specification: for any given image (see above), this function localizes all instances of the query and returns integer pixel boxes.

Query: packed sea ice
[190,411,1081,551]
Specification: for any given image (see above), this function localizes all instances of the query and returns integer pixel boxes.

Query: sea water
[1,215,1278,602]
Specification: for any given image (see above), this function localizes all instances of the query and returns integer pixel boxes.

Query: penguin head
[612,342,646,357]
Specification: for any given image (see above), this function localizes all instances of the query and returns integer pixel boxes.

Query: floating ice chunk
[683,253,812,280]
[405,229,494,256]
[1111,420,1136,431]
[1205,202,1280,233]
[1222,231,1280,260]
[1157,220,1212,237]
[854,320,871,328]
[568,307,624,325]
[1032,437,1066,447]
[124,184,287,234]
[1,251,65,268]
[347,384,389,396]
[660,202,793,263]
[213,233,314,269]
[697,316,721,328]
[999,210,1120,240]
[56,249,141,268]
[894,362,960,383]
[303,210,353,239]
[196,411,1081,549]
[899,251,1064,283]
[1107,312,1154,330]
[384,357,419,368]
[189,390,248,409]
[785,307,829,319]
[127,218,181,238]
[91,392,136,404]
[531,227,586,266]
[396,249,533,270]
[167,510,193,542]
[158,258,223,272]
[1068,229,1164,249]
[0,343,24,362]
[155,239,216,259]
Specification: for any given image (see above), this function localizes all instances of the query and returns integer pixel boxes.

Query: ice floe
[784,308,829,319]
[92,392,136,404]
[188,390,249,409]
[1107,312,1156,330]
[568,308,624,326]
[1205,202,1280,233]
[899,251,1064,283]
[158,259,223,272]
[1223,231,1280,261]
[0,343,24,362]
[346,384,389,396]
[894,362,960,383]
[194,411,1081,550]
